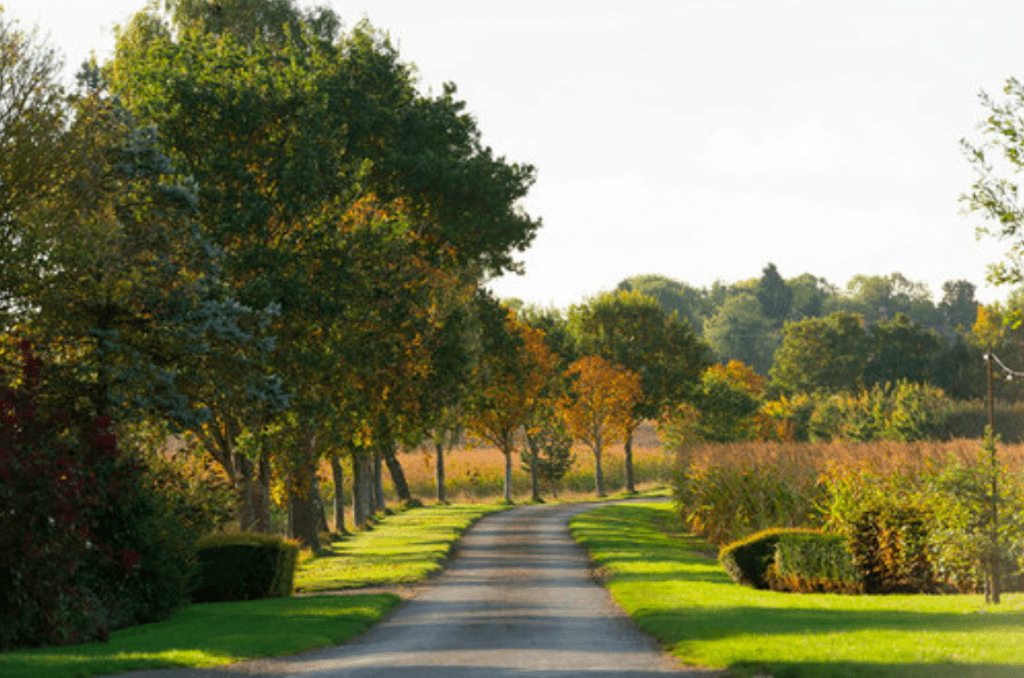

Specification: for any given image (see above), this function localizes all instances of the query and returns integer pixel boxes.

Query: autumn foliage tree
[568,290,709,492]
[561,355,641,497]
[467,301,557,503]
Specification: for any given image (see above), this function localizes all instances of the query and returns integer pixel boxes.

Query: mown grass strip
[0,594,399,678]
[294,502,510,592]
[570,502,1024,678]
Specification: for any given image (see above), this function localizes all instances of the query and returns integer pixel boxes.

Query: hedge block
[769,530,864,594]
[719,528,820,590]
[192,533,299,603]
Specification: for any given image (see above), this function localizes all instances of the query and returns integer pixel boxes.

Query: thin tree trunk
[624,428,636,494]
[254,451,271,533]
[373,447,385,512]
[527,433,541,502]
[503,448,513,503]
[330,455,348,534]
[594,442,605,497]
[435,439,446,504]
[313,474,329,535]
[383,440,412,503]
[235,453,255,532]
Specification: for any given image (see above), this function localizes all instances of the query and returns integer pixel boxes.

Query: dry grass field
[320,421,672,505]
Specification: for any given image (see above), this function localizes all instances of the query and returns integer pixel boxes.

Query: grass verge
[0,594,399,678]
[3,502,512,677]
[294,502,510,592]
[569,502,1024,678]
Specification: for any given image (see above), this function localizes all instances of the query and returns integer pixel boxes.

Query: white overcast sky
[6,0,1024,309]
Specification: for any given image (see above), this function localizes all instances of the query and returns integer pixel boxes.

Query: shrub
[769,531,863,594]
[719,528,819,590]
[0,340,199,649]
[192,533,299,603]
[849,505,937,593]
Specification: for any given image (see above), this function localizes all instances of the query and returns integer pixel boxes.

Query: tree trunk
[382,440,412,503]
[435,440,446,504]
[288,434,320,550]
[234,452,255,532]
[623,428,636,494]
[594,443,605,497]
[373,447,385,512]
[254,451,272,533]
[313,474,329,535]
[330,455,348,534]
[289,483,320,551]
[353,452,373,528]
[503,448,513,503]
[527,433,541,502]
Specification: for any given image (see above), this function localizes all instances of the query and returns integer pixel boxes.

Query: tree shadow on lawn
[729,660,1024,678]
[632,603,1024,641]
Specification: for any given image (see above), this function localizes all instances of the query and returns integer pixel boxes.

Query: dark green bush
[1,341,199,649]
[850,505,937,593]
[192,533,299,602]
[719,528,820,590]
[768,531,863,594]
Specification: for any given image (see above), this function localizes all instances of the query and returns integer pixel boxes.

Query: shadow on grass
[633,603,1024,642]
[729,661,1024,678]
[1,595,401,678]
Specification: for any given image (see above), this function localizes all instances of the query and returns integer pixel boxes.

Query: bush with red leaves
[0,340,198,650]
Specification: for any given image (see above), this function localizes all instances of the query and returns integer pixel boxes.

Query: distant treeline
[615,265,1024,403]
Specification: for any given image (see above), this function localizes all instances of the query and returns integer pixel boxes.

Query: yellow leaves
[705,359,765,398]
[561,355,641,452]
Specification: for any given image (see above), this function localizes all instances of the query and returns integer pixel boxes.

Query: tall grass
[675,438,1024,547]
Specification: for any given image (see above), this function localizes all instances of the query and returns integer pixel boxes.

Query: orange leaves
[468,310,558,455]
[560,355,641,452]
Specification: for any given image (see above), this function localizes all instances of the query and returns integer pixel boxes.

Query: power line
[985,351,1024,381]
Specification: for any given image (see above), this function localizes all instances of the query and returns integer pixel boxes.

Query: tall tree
[756,262,794,324]
[560,355,641,497]
[939,279,979,336]
[616,274,711,336]
[0,7,66,325]
[703,292,779,374]
[770,312,871,395]
[961,77,1024,287]
[467,299,556,503]
[568,290,710,492]
[111,0,540,543]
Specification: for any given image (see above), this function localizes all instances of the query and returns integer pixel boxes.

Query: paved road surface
[122,501,713,677]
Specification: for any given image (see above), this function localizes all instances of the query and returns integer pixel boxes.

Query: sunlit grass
[0,595,399,678]
[294,502,510,592]
[571,502,1024,678]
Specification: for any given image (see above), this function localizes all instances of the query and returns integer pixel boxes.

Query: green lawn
[294,502,510,591]
[2,502,510,678]
[570,502,1024,678]
[0,595,399,678]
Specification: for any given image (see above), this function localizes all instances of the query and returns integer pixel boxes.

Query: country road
[122,501,713,677]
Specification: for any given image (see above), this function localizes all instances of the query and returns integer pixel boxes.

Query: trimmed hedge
[768,531,864,594]
[719,528,821,590]
[192,534,299,603]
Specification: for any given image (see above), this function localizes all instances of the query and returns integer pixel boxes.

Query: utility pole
[984,346,1001,604]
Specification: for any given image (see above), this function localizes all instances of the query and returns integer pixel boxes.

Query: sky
[6,0,1024,310]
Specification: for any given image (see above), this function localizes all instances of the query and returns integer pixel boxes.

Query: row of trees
[1,0,545,560]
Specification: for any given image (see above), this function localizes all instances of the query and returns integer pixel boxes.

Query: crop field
[674,436,1024,551]
[318,422,672,507]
